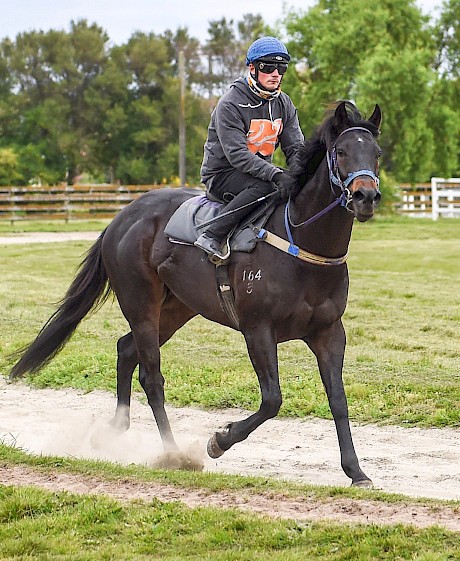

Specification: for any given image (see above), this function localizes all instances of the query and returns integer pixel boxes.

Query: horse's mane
[289,101,380,183]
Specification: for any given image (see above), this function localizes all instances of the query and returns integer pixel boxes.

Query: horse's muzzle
[351,178,381,222]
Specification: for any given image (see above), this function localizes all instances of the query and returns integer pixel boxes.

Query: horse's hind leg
[110,332,138,433]
[138,296,196,449]
[117,286,196,453]
[305,321,372,487]
[109,296,196,440]
[131,320,177,451]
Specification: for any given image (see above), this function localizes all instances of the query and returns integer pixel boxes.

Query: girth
[215,264,239,330]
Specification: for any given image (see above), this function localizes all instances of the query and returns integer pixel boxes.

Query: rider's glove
[272,171,299,201]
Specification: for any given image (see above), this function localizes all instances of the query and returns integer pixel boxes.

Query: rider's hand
[272,171,299,201]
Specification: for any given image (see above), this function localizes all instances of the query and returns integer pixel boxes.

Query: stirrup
[194,234,230,261]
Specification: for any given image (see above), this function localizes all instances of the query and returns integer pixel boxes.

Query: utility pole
[178,50,186,186]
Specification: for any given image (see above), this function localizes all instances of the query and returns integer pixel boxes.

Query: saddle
[164,193,277,253]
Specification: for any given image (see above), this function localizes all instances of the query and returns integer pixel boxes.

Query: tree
[56,20,111,182]
[283,0,442,182]
[202,15,266,98]
[0,147,22,185]
[0,15,273,186]
[435,0,460,76]
[431,0,460,177]
[0,20,111,184]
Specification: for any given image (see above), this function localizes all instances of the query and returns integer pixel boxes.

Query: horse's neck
[283,163,354,258]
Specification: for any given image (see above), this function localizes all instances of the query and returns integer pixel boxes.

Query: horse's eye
[336,149,345,158]
[377,150,382,159]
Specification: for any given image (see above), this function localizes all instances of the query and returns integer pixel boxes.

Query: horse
[10,100,382,487]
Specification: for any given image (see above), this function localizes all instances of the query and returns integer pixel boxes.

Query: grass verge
[2,484,458,561]
[1,444,459,560]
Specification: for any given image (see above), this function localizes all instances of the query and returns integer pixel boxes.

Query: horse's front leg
[305,321,372,487]
[207,326,282,458]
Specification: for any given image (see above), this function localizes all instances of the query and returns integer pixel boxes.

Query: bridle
[288,125,381,228]
[327,126,380,211]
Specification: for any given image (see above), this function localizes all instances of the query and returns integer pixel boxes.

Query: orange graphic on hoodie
[247,118,283,156]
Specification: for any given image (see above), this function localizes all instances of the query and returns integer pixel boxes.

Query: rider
[194,36,304,260]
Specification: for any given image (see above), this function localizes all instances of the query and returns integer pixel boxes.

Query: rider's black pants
[206,169,276,239]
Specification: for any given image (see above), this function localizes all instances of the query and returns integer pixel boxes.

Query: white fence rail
[431,177,460,220]
[398,178,460,219]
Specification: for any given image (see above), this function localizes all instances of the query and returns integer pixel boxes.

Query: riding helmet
[245,36,290,65]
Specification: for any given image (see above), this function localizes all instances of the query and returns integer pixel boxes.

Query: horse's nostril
[352,189,381,205]
[352,190,365,203]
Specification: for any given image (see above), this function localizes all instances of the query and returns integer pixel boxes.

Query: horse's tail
[9,229,112,379]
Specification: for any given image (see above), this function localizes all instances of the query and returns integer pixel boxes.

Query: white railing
[431,177,460,220]
[398,178,460,219]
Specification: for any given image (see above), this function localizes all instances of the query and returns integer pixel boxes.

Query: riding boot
[195,187,274,259]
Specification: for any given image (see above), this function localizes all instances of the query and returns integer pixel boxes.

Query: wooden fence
[396,183,432,217]
[1,180,459,223]
[0,184,168,223]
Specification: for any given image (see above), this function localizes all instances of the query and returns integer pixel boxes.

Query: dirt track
[1,378,459,530]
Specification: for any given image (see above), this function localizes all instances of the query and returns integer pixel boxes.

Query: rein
[257,126,379,266]
[256,192,349,266]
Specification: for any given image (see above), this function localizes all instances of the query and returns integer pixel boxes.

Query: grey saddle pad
[164,195,275,253]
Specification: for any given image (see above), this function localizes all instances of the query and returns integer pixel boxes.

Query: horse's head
[330,101,382,222]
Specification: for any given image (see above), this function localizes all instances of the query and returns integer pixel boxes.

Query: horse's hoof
[108,416,130,434]
[352,479,373,489]
[109,406,130,434]
[207,433,225,458]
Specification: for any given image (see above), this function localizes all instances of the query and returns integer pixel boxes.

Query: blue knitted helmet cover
[245,36,290,65]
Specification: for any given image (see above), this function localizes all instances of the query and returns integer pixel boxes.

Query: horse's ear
[334,101,349,127]
[368,104,382,129]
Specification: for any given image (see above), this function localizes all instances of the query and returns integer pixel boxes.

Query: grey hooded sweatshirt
[200,77,304,184]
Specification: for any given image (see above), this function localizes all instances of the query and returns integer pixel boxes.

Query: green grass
[351,215,460,241]
[2,484,458,561]
[1,444,459,560]
[3,442,453,504]
[1,486,458,561]
[3,442,460,509]
[1,216,459,428]
[0,219,110,233]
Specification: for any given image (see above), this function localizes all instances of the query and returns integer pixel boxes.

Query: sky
[1,0,443,46]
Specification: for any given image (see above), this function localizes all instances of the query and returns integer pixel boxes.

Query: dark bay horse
[10,100,382,487]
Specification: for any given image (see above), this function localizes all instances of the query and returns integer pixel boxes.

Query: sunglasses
[255,61,288,75]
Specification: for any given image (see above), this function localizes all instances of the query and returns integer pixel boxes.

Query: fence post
[178,50,186,187]
[431,177,439,221]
